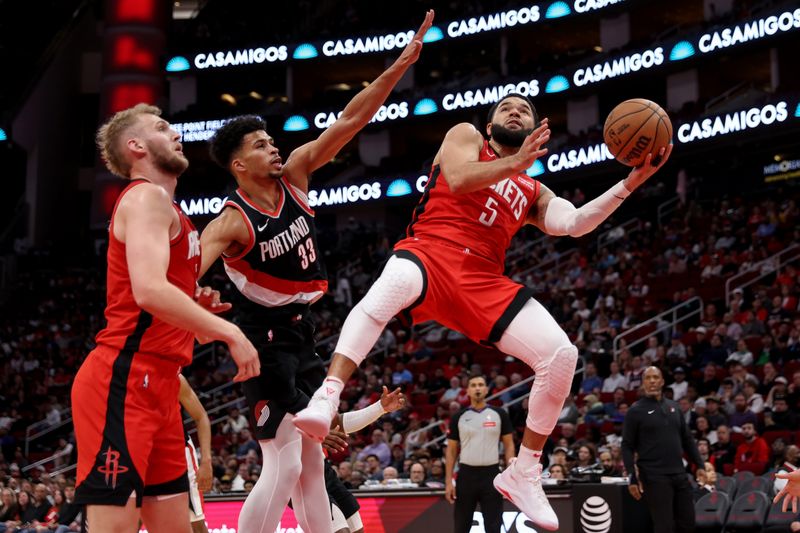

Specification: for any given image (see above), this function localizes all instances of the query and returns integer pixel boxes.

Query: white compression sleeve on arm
[342,399,386,434]
[543,180,631,237]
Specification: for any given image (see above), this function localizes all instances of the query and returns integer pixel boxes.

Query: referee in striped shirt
[445,374,515,533]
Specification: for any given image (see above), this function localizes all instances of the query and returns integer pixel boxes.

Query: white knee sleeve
[496,299,579,435]
[524,345,578,434]
[544,345,579,400]
[336,256,423,365]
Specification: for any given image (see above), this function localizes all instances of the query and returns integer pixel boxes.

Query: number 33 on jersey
[221,179,328,307]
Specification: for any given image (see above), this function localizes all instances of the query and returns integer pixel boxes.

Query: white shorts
[186,439,205,521]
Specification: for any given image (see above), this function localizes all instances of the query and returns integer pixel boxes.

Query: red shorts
[72,345,188,507]
[394,238,533,344]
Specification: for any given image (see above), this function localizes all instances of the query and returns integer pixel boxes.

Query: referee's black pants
[642,472,695,533]
[454,464,503,533]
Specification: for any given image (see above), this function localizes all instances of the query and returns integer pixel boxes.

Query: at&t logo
[580,496,612,533]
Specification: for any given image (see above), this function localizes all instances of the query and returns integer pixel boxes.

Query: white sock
[515,446,543,471]
[316,376,344,405]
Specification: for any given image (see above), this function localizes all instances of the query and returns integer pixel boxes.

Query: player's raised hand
[227,328,260,382]
[510,118,550,173]
[380,386,407,413]
[195,285,233,314]
[624,143,673,192]
[396,10,435,67]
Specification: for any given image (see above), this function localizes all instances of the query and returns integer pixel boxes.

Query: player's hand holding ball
[603,99,673,192]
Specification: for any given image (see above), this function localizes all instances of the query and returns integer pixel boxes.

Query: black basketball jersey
[222,179,328,310]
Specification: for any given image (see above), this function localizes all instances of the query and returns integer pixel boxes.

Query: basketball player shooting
[296,93,672,530]
[199,10,434,533]
[72,104,258,533]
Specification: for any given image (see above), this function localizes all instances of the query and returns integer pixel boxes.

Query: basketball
[603,99,672,167]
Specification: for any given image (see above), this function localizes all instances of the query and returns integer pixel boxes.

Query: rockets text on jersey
[222,179,328,308]
[402,140,541,266]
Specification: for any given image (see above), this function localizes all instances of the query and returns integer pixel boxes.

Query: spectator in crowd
[728,393,758,430]
[363,455,384,481]
[694,416,717,445]
[231,463,250,491]
[3,490,31,532]
[440,377,464,405]
[642,337,660,364]
[666,333,687,365]
[765,393,798,430]
[0,489,19,529]
[549,463,567,480]
[711,425,736,474]
[557,396,580,425]
[221,407,248,435]
[599,450,621,476]
[734,422,770,474]
[392,362,413,386]
[727,339,753,366]
[699,334,729,368]
[669,367,689,400]
[357,430,392,467]
[580,362,602,394]
[382,466,399,484]
[408,463,427,487]
[697,363,720,397]
[742,379,764,414]
[602,361,627,392]
[627,356,645,391]
[693,463,717,501]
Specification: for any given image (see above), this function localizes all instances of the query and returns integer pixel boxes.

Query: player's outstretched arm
[179,375,213,492]
[338,386,406,434]
[440,120,549,194]
[528,144,672,237]
[283,10,434,192]
[120,184,259,382]
[198,207,251,279]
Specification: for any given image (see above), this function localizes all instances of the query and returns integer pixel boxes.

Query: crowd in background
[0,180,798,530]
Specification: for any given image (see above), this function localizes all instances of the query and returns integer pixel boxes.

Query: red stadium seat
[762,430,793,447]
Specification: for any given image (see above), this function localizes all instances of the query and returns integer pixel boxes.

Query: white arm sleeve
[543,180,631,237]
[341,399,386,434]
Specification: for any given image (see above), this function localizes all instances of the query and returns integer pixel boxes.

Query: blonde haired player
[72,104,258,533]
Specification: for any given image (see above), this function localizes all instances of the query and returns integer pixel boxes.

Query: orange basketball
[603,99,672,167]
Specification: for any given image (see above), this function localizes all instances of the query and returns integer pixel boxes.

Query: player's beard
[490,122,533,148]
[151,142,189,175]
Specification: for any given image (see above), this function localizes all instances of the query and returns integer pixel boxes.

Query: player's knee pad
[359,257,423,323]
[544,345,579,400]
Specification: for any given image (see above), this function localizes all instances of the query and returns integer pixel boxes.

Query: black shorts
[325,460,360,518]
[238,306,326,440]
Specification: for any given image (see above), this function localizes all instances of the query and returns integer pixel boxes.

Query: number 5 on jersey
[479,197,498,227]
[298,237,317,269]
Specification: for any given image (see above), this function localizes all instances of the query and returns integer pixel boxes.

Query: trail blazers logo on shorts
[97,446,129,488]
[255,400,271,427]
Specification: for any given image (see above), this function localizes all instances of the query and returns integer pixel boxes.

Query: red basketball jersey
[94,180,201,365]
[402,140,541,266]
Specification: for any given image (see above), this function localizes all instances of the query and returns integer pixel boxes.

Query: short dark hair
[487,93,538,125]
[209,115,268,168]
[468,374,487,385]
